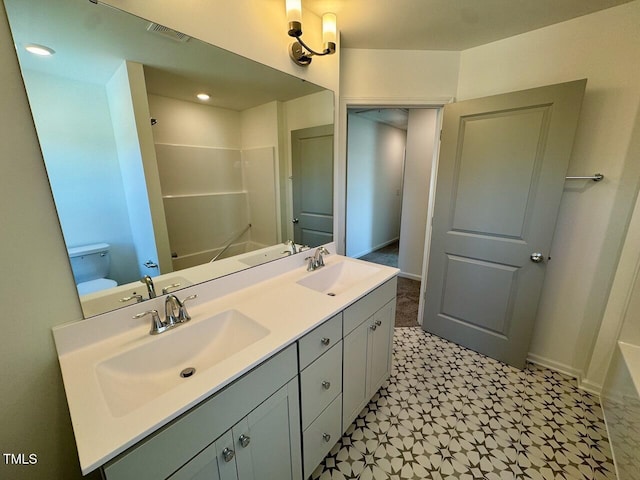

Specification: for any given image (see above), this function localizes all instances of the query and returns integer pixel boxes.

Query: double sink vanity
[53,244,399,479]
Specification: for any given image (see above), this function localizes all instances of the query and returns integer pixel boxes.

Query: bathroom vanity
[52,246,398,479]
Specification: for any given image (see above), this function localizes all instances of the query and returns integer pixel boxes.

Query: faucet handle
[133,309,168,335]
[305,256,316,271]
[161,283,182,295]
[178,295,198,322]
[120,294,143,304]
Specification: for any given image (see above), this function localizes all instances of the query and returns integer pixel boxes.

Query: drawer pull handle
[239,434,251,448]
[375,320,382,327]
[323,433,331,443]
[321,337,331,346]
[370,324,377,331]
[322,380,331,390]
[222,447,235,462]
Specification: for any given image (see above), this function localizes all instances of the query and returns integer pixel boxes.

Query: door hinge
[439,129,442,141]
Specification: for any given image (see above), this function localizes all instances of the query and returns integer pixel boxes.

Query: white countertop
[53,249,399,474]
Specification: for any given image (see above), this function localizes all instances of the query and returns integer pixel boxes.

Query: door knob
[530,252,545,263]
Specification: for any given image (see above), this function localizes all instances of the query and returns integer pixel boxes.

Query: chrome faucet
[133,309,168,335]
[165,294,197,327]
[306,246,330,271]
[133,294,198,335]
[282,239,298,255]
[141,275,156,299]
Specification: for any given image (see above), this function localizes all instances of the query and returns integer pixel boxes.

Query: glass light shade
[286,0,302,23]
[322,13,337,45]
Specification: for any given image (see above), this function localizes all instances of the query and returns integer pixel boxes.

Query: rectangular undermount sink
[95,310,269,417]
[296,260,381,296]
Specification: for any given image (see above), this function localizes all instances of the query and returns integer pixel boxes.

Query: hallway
[358,242,421,328]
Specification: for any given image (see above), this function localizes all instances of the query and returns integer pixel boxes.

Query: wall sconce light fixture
[286,0,336,66]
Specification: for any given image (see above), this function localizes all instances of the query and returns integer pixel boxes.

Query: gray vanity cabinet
[296,313,344,478]
[169,379,301,480]
[342,278,397,431]
[102,345,301,480]
[166,431,233,480]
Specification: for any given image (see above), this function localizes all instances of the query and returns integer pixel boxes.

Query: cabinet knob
[239,434,251,448]
[323,433,331,443]
[375,320,382,327]
[222,447,235,462]
[322,380,331,390]
[370,324,377,331]
[321,337,331,346]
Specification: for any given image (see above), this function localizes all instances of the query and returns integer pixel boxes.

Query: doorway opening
[345,107,440,326]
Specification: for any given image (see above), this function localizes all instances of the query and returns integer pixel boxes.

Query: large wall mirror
[5,0,335,318]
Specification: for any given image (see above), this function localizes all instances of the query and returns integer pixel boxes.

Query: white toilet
[67,243,118,295]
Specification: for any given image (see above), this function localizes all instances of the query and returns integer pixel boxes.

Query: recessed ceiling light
[196,93,210,101]
[24,44,55,56]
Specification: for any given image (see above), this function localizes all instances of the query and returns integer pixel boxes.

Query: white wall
[148,94,241,148]
[23,69,139,285]
[340,49,460,100]
[457,0,640,382]
[346,113,405,258]
[398,109,438,279]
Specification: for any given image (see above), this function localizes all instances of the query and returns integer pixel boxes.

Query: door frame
[338,96,453,322]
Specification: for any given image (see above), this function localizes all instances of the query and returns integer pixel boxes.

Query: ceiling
[304,0,634,50]
[4,0,325,111]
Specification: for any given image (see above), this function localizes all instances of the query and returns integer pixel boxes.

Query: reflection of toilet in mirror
[68,243,118,295]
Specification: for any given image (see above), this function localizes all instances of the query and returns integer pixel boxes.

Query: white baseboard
[578,378,603,396]
[352,237,399,260]
[526,353,603,395]
[398,272,421,281]
[526,353,582,379]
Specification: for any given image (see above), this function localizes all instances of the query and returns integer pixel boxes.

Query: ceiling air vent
[146,22,191,43]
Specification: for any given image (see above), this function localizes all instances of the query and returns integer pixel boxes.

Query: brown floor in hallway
[356,241,421,328]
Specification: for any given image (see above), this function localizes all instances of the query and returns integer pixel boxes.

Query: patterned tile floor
[311,327,617,480]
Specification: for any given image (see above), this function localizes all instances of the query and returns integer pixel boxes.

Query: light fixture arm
[287,15,336,66]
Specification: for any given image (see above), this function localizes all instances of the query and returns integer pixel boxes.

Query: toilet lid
[77,278,118,295]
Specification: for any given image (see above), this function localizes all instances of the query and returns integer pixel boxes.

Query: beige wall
[398,109,438,280]
[0,3,89,478]
[457,0,640,383]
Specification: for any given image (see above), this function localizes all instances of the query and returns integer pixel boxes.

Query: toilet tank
[67,243,112,284]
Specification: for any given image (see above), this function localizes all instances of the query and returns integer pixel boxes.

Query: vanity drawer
[300,341,342,429]
[298,313,342,370]
[343,277,397,335]
[303,394,342,479]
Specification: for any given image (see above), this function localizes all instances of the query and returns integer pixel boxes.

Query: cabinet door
[168,431,237,480]
[342,319,369,432]
[368,300,395,396]
[234,379,302,480]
